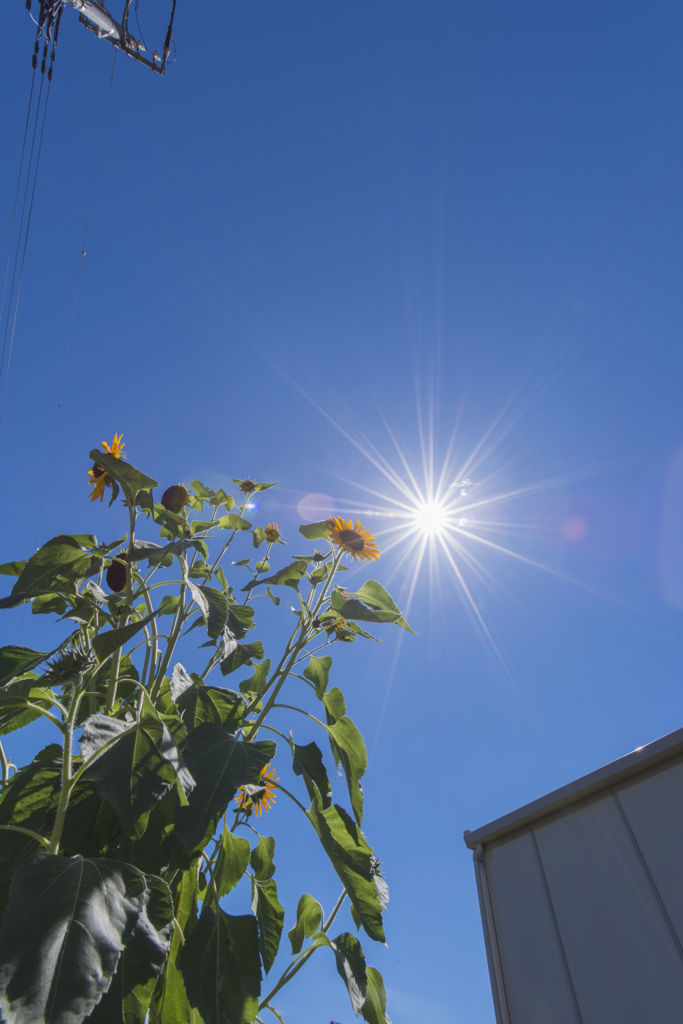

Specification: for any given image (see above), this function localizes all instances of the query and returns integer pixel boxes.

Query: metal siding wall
[534,795,683,1024]
[618,762,683,942]
[486,833,581,1024]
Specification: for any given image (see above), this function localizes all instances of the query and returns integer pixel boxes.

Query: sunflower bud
[106,555,127,593]
[239,478,256,494]
[161,484,189,514]
[264,522,280,542]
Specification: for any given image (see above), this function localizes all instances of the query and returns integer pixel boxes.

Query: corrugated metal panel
[465,730,683,1024]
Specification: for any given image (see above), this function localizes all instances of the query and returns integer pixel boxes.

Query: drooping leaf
[251,877,284,974]
[330,932,368,1014]
[217,513,253,532]
[303,655,332,698]
[307,799,386,943]
[198,585,229,640]
[158,595,181,618]
[250,835,276,881]
[153,867,202,1024]
[327,715,368,825]
[90,449,158,504]
[241,560,308,592]
[147,538,208,568]
[207,827,251,905]
[0,676,56,736]
[12,535,92,597]
[0,853,151,1024]
[209,488,235,511]
[180,907,262,1024]
[169,662,194,702]
[86,872,174,1024]
[174,724,275,851]
[31,592,68,616]
[0,646,52,687]
[298,520,332,541]
[322,686,346,725]
[81,709,193,839]
[92,610,158,662]
[292,742,332,809]
[288,894,323,955]
[334,580,415,634]
[226,603,255,640]
[113,789,190,877]
[239,658,271,697]
[252,526,267,549]
[220,641,264,676]
[0,561,26,577]
[361,965,392,1024]
[176,682,245,734]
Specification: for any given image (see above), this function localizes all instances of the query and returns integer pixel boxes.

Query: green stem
[271,781,308,815]
[262,1005,286,1024]
[0,740,8,786]
[107,497,137,710]
[0,824,50,848]
[47,689,82,854]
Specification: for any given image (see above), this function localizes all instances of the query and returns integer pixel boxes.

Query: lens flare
[411,500,450,536]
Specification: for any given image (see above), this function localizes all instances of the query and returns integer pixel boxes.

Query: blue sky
[2,1,683,1021]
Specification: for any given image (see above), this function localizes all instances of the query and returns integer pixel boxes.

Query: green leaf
[0,852,153,1024]
[250,835,276,881]
[81,708,194,839]
[362,966,392,1024]
[129,540,164,561]
[209,827,251,903]
[239,658,271,696]
[265,586,280,606]
[177,682,245,734]
[242,559,308,592]
[330,931,368,1014]
[252,526,267,549]
[154,868,202,1024]
[0,645,52,687]
[0,677,55,736]
[198,585,229,640]
[218,513,253,532]
[322,685,346,724]
[148,538,208,567]
[90,449,158,503]
[288,894,323,955]
[0,561,26,577]
[113,789,190,877]
[344,580,416,634]
[190,519,216,535]
[86,872,174,1024]
[220,640,264,676]
[180,907,262,1024]
[12,535,92,597]
[227,602,255,640]
[251,877,284,974]
[327,715,368,825]
[209,488,235,511]
[31,592,68,616]
[191,480,212,499]
[304,655,332,698]
[298,520,331,541]
[174,724,275,851]
[307,799,386,943]
[292,742,332,809]
[92,609,157,662]
[159,594,181,617]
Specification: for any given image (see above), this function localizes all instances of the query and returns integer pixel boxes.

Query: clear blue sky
[2,2,683,1021]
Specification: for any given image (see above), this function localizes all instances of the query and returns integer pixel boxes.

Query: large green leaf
[0,646,52,687]
[174,724,275,851]
[298,520,332,541]
[307,798,386,943]
[154,867,202,1024]
[113,790,190,877]
[238,659,270,697]
[206,827,251,906]
[330,932,368,1014]
[322,686,346,725]
[0,853,152,1024]
[251,877,284,974]
[241,560,308,592]
[288,894,323,955]
[87,873,174,1024]
[362,966,392,1024]
[292,742,332,809]
[327,715,367,825]
[12,536,92,597]
[226,603,255,640]
[147,538,208,568]
[81,710,193,839]
[90,449,158,504]
[187,584,229,641]
[249,835,276,881]
[177,681,245,733]
[92,610,158,662]
[337,580,415,634]
[0,561,26,577]
[303,655,332,698]
[220,641,264,676]
[0,676,55,735]
[180,907,261,1024]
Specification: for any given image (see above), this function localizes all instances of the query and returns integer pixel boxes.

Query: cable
[32,51,118,552]
[0,70,37,329]
[0,71,52,425]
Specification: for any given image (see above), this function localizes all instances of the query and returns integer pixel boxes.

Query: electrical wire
[0,70,37,330]
[32,50,118,552]
[0,71,53,426]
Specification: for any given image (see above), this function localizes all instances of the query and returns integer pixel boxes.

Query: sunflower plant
[0,437,414,1024]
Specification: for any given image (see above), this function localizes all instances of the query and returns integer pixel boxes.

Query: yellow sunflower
[264,522,280,542]
[327,517,380,562]
[88,433,125,503]
[236,763,278,816]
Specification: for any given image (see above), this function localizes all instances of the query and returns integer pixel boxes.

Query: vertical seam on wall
[476,852,513,1024]
[531,830,585,1024]
[612,792,683,965]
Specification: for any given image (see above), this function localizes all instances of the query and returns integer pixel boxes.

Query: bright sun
[412,500,450,535]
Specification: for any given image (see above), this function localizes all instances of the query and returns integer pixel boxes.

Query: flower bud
[106,556,127,593]
[161,484,189,514]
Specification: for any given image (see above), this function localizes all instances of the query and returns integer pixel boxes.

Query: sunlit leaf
[92,610,158,662]
[90,449,158,504]
[220,641,264,676]
[250,835,276,881]
[11,536,92,597]
[292,742,332,810]
[288,894,323,955]
[303,655,332,698]
[298,520,331,541]
[242,560,307,592]
[180,907,261,1024]
[251,877,284,973]
[0,646,52,687]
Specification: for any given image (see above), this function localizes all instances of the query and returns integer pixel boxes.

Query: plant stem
[0,824,49,847]
[0,740,7,786]
[47,691,80,854]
